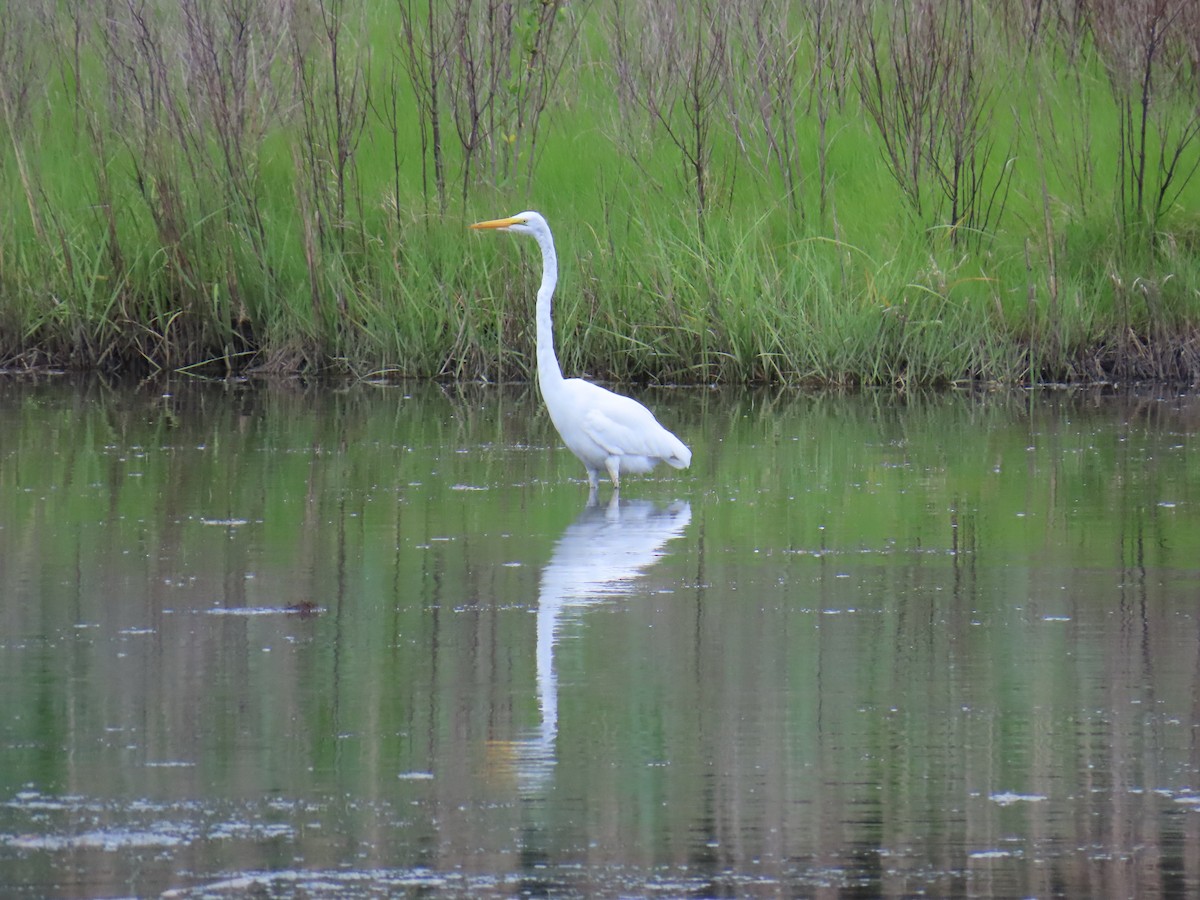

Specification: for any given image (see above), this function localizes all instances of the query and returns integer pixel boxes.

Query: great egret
[470,211,691,492]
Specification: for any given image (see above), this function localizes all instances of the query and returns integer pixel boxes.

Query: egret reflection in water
[514,497,692,790]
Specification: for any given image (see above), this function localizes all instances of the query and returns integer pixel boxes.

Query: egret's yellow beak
[469,216,521,230]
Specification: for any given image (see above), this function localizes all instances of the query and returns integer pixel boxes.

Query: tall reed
[0,1,1198,384]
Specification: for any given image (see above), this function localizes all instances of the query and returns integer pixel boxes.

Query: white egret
[470,211,691,493]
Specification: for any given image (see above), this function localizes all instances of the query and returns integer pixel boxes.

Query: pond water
[0,377,1198,898]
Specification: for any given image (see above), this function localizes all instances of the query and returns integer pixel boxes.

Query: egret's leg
[605,456,621,490]
[586,467,600,490]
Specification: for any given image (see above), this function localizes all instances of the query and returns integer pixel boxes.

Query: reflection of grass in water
[0,4,1198,383]
[1,381,1198,896]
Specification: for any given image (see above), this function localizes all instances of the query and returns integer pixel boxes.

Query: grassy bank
[0,1,1198,385]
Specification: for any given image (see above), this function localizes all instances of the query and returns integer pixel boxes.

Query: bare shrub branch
[0,0,50,242]
[396,0,589,208]
[1089,0,1200,234]
[855,0,1013,245]
[611,0,732,236]
[290,0,369,262]
[394,0,452,214]
[726,0,807,220]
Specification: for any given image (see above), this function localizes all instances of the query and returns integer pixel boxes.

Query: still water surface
[0,378,1198,897]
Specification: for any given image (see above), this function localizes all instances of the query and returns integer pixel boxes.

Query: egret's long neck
[533,227,564,391]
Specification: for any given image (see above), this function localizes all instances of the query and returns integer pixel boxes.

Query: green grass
[0,2,1198,384]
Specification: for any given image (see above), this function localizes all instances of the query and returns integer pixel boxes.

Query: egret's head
[469,210,547,237]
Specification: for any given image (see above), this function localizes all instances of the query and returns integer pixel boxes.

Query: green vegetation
[0,1,1198,384]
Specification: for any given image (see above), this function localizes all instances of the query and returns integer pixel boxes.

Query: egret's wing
[579,393,690,466]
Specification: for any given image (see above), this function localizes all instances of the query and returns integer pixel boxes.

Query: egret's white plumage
[470,211,691,492]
